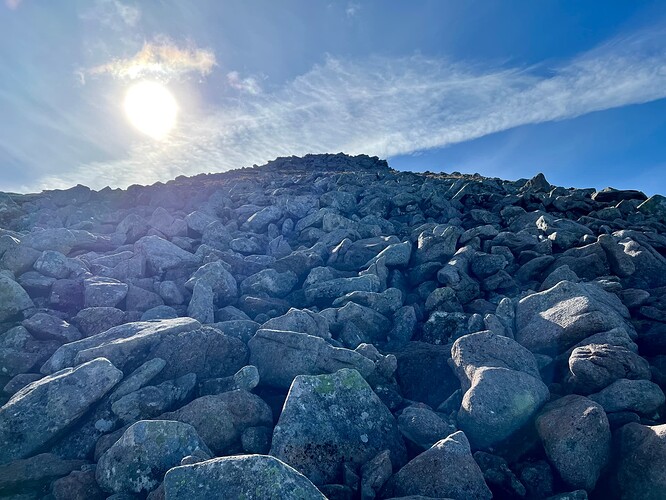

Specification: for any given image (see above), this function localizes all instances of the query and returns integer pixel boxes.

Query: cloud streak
[34,25,666,191]
[88,37,216,80]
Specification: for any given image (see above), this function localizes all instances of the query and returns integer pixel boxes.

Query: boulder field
[1,153,666,499]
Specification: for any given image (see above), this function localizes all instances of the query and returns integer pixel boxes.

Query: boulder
[515,281,631,355]
[249,329,374,389]
[0,358,122,464]
[0,274,33,322]
[568,344,651,394]
[588,379,665,415]
[451,332,549,449]
[158,390,273,455]
[270,368,407,485]
[96,419,211,494]
[535,395,610,490]
[83,277,128,308]
[385,431,492,499]
[615,423,666,499]
[135,235,199,274]
[163,455,326,499]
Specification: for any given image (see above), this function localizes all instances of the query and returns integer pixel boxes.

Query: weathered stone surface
[0,453,87,496]
[536,395,610,490]
[135,235,199,274]
[249,329,374,389]
[568,343,651,393]
[0,274,33,322]
[22,312,82,343]
[271,369,407,485]
[615,422,666,499]
[516,281,631,354]
[96,419,211,494]
[164,455,326,500]
[0,358,122,464]
[588,379,665,415]
[385,431,492,499]
[159,390,273,454]
[451,332,549,449]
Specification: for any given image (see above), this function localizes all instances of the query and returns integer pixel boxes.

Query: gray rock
[71,307,126,337]
[0,358,122,464]
[451,331,549,449]
[42,318,201,374]
[22,312,82,342]
[365,241,412,267]
[588,379,665,415]
[187,281,214,323]
[334,287,403,316]
[96,419,211,494]
[111,373,196,424]
[185,261,237,298]
[262,308,331,339]
[271,368,407,485]
[412,226,460,265]
[516,281,631,355]
[159,390,273,455]
[244,205,283,232]
[536,395,610,490]
[398,406,455,450]
[163,455,326,500]
[83,277,128,308]
[141,305,179,320]
[135,235,199,274]
[637,194,666,221]
[240,268,298,297]
[568,344,651,394]
[0,453,87,496]
[33,250,72,278]
[249,329,374,389]
[0,274,33,322]
[615,422,666,499]
[385,431,492,499]
[50,468,104,500]
[304,274,381,304]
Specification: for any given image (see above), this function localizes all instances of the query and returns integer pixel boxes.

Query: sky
[1,0,666,195]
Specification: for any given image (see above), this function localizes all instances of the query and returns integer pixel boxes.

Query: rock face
[96,419,211,494]
[163,455,326,499]
[0,357,122,464]
[385,431,492,499]
[451,331,550,449]
[535,395,610,490]
[2,153,666,498]
[270,368,407,485]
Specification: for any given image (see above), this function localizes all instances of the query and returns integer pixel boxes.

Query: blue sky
[1,0,666,194]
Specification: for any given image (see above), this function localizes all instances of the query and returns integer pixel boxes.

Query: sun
[123,81,178,139]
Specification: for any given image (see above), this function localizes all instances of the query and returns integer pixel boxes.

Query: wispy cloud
[32,26,666,192]
[88,37,216,81]
[346,2,360,18]
[80,0,140,30]
[227,71,262,95]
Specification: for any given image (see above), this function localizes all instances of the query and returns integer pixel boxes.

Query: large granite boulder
[158,390,273,454]
[451,332,549,449]
[384,431,492,499]
[0,358,122,464]
[0,274,33,322]
[163,455,326,500]
[615,422,666,499]
[248,329,374,389]
[96,419,211,495]
[535,395,610,490]
[270,368,407,485]
[516,281,631,355]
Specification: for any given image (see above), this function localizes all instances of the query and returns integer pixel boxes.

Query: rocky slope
[1,153,666,499]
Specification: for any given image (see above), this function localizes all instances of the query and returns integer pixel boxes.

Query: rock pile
[1,152,666,499]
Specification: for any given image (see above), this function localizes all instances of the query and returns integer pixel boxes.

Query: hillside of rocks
[1,153,666,499]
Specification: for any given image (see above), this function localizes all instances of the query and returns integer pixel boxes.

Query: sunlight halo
[123,81,178,139]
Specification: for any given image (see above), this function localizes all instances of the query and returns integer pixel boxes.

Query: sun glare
[123,81,178,139]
